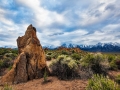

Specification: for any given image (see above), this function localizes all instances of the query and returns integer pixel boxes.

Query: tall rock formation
[0,24,48,85]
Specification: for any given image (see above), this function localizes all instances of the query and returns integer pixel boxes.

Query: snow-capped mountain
[44,42,120,52]
[1,42,120,52]
[43,45,58,49]
[61,43,77,48]
[67,42,120,52]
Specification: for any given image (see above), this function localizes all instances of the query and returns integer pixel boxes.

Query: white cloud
[0,8,14,26]
[102,24,120,32]
[80,24,120,45]
[0,0,120,47]
[16,0,66,29]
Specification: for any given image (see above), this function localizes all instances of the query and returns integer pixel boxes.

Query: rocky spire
[0,24,48,85]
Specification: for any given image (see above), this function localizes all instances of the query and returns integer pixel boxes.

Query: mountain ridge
[44,42,120,52]
[1,42,120,52]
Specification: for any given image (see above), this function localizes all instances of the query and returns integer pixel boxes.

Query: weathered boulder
[0,24,48,85]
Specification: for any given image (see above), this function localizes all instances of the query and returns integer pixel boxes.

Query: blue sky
[0,0,120,47]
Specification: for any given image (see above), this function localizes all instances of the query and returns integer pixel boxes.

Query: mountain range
[44,42,120,52]
[1,42,120,52]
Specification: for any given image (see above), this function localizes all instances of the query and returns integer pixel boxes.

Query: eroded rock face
[0,24,48,85]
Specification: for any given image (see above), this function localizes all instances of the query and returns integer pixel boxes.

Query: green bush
[43,68,48,82]
[47,52,52,55]
[8,65,12,70]
[52,53,58,59]
[80,53,108,74]
[61,50,69,55]
[116,59,120,69]
[0,58,13,69]
[2,84,13,90]
[0,60,4,68]
[11,49,18,54]
[5,53,17,60]
[107,54,118,70]
[46,55,52,61]
[86,74,119,90]
[0,48,12,55]
[49,55,79,79]
[71,53,81,60]
[80,54,95,67]
[115,74,120,84]
[71,50,75,53]
[108,55,116,63]
[109,60,118,70]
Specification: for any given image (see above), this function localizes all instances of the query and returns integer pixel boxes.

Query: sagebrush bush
[107,54,116,63]
[115,74,120,84]
[0,58,13,69]
[43,68,48,82]
[49,55,79,79]
[51,53,59,59]
[71,53,81,60]
[0,60,4,68]
[46,55,52,61]
[107,54,118,70]
[1,84,13,90]
[0,49,17,70]
[47,52,52,55]
[61,50,69,55]
[80,53,108,74]
[116,60,120,69]
[86,74,119,90]
[109,60,118,70]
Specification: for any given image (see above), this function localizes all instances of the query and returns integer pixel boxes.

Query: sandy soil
[108,70,120,79]
[0,77,87,90]
[0,61,119,90]
[0,60,88,90]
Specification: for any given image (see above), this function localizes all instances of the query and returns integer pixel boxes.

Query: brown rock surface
[0,24,48,85]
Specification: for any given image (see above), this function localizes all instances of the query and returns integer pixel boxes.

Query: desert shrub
[106,54,120,70]
[46,55,52,61]
[78,65,93,79]
[47,52,52,55]
[49,55,79,79]
[71,50,75,53]
[51,53,58,59]
[80,54,95,67]
[12,53,18,59]
[8,65,12,70]
[0,48,5,55]
[86,74,119,90]
[0,60,4,68]
[71,53,81,60]
[108,54,116,63]
[80,53,108,74]
[11,49,18,54]
[43,68,48,82]
[7,53,17,60]
[0,48,11,55]
[61,50,69,55]
[109,60,118,70]
[115,74,120,84]
[116,60,120,69]
[0,58,13,68]
[2,84,13,90]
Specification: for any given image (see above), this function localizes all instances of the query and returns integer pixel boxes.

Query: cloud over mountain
[0,0,120,47]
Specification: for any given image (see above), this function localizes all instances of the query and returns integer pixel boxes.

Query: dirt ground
[0,61,120,90]
[0,77,87,90]
[0,60,88,90]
